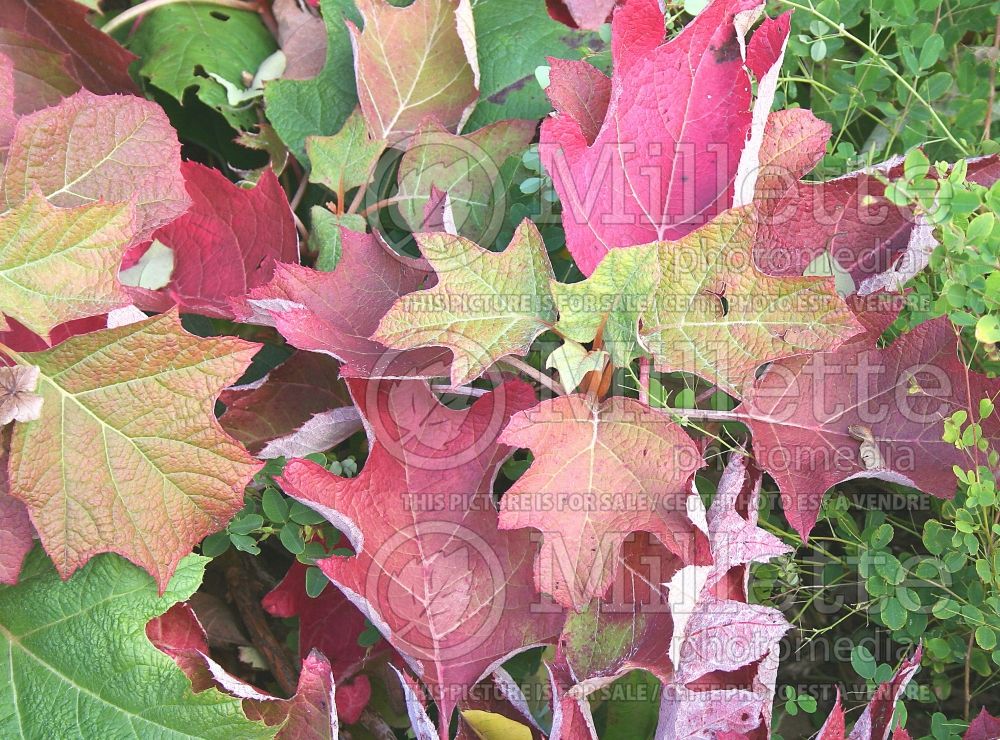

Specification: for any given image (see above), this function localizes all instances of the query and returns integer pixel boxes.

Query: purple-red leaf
[0,0,137,95]
[278,377,564,733]
[233,230,450,379]
[738,317,999,539]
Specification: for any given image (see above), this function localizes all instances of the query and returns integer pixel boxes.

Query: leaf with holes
[122,162,298,319]
[553,207,862,393]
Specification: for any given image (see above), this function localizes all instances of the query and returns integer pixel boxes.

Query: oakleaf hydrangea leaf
[738,316,1000,539]
[464,0,601,129]
[0,193,134,340]
[8,312,262,589]
[306,109,387,197]
[498,394,707,610]
[554,207,862,393]
[539,0,790,275]
[545,339,608,392]
[0,428,32,585]
[0,0,138,95]
[374,219,556,386]
[279,378,563,732]
[0,549,273,738]
[350,0,479,141]
[395,119,537,245]
[126,3,277,130]
[1,90,190,242]
[123,162,299,319]
[264,0,361,164]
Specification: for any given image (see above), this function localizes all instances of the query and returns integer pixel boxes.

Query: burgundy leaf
[0,0,137,95]
[964,708,1000,740]
[738,317,1000,539]
[220,352,355,456]
[233,230,450,379]
[262,560,377,723]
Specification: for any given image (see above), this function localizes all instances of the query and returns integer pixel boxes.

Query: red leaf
[546,0,618,29]
[497,394,707,609]
[278,378,564,731]
[738,317,999,539]
[125,163,298,319]
[817,648,922,740]
[233,230,450,379]
[539,0,790,275]
[965,708,1000,740]
[0,314,108,357]
[220,352,356,456]
[261,563,356,662]
[0,0,137,95]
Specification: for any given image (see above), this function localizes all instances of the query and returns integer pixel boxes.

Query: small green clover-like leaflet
[8,312,261,590]
[373,219,556,386]
[0,192,134,339]
[0,549,273,739]
[554,207,863,393]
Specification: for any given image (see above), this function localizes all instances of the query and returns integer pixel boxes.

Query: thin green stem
[778,0,968,154]
[102,0,259,35]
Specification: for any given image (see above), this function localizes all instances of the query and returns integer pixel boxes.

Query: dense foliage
[0,0,998,738]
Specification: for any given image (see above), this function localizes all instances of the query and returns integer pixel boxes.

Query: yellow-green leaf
[554,207,861,393]
[0,192,134,340]
[374,219,556,386]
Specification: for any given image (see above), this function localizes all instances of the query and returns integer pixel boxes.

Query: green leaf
[264,0,362,163]
[279,523,305,555]
[395,120,536,244]
[374,220,557,386]
[545,340,608,392]
[851,644,877,679]
[918,33,944,69]
[465,0,602,129]
[871,523,894,549]
[304,566,329,598]
[309,208,366,272]
[976,315,1000,343]
[127,4,276,129]
[306,109,387,195]
[976,626,998,650]
[0,549,272,738]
